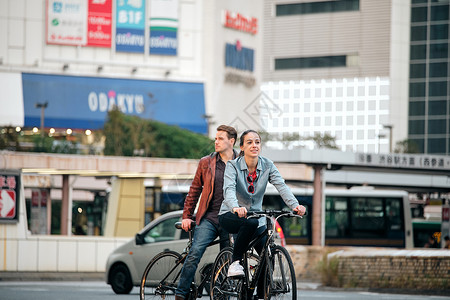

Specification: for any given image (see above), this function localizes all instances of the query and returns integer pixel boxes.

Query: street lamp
[383,124,393,153]
[378,133,386,153]
[35,102,48,136]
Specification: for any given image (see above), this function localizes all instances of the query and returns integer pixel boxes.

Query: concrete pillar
[61,175,69,235]
[312,165,323,246]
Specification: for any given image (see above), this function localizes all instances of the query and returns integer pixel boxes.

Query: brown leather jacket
[182,151,237,225]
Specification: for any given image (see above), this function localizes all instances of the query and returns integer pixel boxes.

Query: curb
[0,272,104,282]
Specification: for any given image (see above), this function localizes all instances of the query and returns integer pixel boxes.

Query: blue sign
[22,73,207,134]
[150,29,177,56]
[225,43,254,72]
[115,0,145,53]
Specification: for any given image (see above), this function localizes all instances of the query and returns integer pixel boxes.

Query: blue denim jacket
[219,155,299,227]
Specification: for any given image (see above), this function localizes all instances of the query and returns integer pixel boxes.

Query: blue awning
[22,73,207,134]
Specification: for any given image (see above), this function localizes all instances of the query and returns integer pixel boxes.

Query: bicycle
[210,210,303,300]
[140,221,226,300]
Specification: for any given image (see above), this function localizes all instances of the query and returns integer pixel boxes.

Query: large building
[409,0,449,155]
[0,0,263,140]
[262,0,449,156]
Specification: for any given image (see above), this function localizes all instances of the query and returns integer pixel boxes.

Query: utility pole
[35,102,48,136]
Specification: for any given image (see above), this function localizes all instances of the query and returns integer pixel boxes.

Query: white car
[105,209,286,294]
[105,210,220,294]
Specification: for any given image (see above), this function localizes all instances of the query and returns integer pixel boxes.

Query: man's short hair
[217,125,237,145]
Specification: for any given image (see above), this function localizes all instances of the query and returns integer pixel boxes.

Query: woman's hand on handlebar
[233,207,247,218]
[181,219,193,231]
[293,205,307,216]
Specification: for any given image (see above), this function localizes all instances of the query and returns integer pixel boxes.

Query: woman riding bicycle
[218,129,306,299]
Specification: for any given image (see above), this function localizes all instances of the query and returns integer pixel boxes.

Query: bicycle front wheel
[140,250,183,300]
[210,247,240,300]
[264,245,296,300]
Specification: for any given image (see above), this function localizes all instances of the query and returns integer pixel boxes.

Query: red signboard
[0,172,20,222]
[443,207,449,222]
[223,10,258,35]
[87,0,112,47]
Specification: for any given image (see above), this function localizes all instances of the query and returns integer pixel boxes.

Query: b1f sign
[0,171,20,223]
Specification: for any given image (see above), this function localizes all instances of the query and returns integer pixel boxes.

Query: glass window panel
[428,100,447,115]
[430,24,449,40]
[428,138,446,154]
[409,138,424,153]
[411,7,428,22]
[430,43,448,59]
[429,62,448,77]
[431,5,449,21]
[276,0,359,16]
[325,197,348,238]
[428,119,447,134]
[409,82,426,97]
[351,198,385,235]
[275,55,346,70]
[410,63,426,78]
[429,81,447,96]
[409,101,425,116]
[411,26,427,41]
[412,0,427,3]
[409,119,425,134]
[410,45,427,60]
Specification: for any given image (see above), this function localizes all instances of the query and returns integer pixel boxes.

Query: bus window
[351,197,385,237]
[325,197,348,238]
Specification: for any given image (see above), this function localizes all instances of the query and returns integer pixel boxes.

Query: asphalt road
[0,281,449,300]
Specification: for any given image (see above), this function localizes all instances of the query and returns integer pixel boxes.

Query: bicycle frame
[227,210,301,298]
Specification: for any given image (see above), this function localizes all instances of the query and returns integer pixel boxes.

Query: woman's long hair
[239,130,261,157]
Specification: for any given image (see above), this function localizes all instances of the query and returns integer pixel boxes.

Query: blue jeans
[175,219,229,298]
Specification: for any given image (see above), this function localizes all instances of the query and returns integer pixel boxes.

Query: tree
[103,109,213,158]
[394,139,419,154]
[307,132,338,149]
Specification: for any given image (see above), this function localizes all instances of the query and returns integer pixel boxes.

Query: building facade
[409,0,450,155]
[261,0,411,153]
[0,0,263,139]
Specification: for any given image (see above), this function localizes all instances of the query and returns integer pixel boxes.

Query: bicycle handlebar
[246,209,307,218]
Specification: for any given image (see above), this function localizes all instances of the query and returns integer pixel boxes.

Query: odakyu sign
[22,73,207,134]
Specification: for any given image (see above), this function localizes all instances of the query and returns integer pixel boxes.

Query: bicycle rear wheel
[140,250,183,300]
[264,245,296,300]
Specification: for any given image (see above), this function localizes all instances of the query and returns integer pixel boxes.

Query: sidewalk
[0,271,104,281]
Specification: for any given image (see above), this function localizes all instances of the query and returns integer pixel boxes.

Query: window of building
[428,100,447,116]
[428,138,446,154]
[428,119,447,134]
[409,101,426,116]
[431,4,449,21]
[410,44,427,60]
[411,25,427,41]
[410,63,426,78]
[411,7,428,22]
[409,119,425,134]
[430,43,448,59]
[429,62,447,78]
[429,81,447,96]
[276,0,359,16]
[430,24,449,40]
[409,82,426,97]
[275,55,346,70]
[409,138,424,153]
[347,86,354,96]
[294,103,300,112]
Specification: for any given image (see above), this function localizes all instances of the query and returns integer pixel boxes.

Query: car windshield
[145,216,179,243]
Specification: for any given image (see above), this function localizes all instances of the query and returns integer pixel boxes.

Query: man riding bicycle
[174,125,238,300]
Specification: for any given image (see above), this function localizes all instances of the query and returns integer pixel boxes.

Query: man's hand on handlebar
[293,205,307,216]
[233,207,247,218]
[181,219,194,232]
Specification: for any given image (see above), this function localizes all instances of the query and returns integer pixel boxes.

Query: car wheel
[109,264,133,294]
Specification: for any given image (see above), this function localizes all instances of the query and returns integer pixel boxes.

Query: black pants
[219,212,267,298]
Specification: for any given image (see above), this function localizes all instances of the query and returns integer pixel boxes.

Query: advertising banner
[22,73,207,134]
[87,0,112,47]
[149,0,178,55]
[47,0,112,47]
[0,170,20,223]
[47,0,88,45]
[115,0,146,53]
